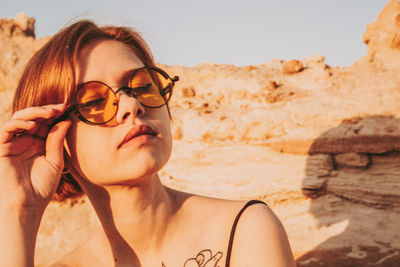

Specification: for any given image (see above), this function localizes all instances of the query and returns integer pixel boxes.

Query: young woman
[0,20,295,267]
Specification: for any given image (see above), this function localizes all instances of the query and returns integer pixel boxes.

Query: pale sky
[1,0,389,67]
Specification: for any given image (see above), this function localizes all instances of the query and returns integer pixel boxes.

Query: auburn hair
[12,20,157,201]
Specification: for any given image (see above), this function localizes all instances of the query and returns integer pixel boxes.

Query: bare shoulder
[175,190,247,212]
[177,195,295,265]
[175,192,265,224]
[228,201,296,266]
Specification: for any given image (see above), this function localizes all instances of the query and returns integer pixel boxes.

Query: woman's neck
[82,174,180,264]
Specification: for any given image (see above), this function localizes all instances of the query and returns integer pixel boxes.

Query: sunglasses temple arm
[159,76,178,97]
[50,106,75,127]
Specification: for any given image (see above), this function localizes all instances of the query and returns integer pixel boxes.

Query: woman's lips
[118,124,157,149]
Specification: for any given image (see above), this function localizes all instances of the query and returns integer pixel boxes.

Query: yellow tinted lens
[130,69,171,107]
[76,82,117,124]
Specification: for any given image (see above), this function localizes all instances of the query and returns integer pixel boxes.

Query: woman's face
[65,40,172,186]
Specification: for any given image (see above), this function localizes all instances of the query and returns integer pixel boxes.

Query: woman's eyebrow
[76,67,142,88]
[120,68,140,84]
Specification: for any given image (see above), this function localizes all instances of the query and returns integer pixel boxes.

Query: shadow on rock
[297,116,400,267]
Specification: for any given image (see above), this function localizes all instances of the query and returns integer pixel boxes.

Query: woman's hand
[0,103,71,212]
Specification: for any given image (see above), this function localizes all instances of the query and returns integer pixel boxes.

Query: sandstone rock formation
[0,13,49,117]
[363,0,400,68]
[282,59,304,74]
[302,116,400,210]
[1,3,400,265]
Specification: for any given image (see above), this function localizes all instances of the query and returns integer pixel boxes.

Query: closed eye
[132,83,152,93]
[79,98,106,108]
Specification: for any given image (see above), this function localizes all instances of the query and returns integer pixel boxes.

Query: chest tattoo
[162,249,223,267]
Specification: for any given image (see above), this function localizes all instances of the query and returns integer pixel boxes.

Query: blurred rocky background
[2,1,400,266]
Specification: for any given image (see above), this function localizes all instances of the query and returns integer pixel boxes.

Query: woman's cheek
[67,123,109,180]
[77,131,113,175]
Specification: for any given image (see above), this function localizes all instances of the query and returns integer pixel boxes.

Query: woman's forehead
[75,40,144,85]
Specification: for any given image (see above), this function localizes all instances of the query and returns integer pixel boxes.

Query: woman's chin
[79,145,170,188]
[87,164,163,188]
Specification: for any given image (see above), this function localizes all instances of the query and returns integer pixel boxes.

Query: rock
[0,14,48,96]
[362,0,400,67]
[282,59,304,74]
[0,13,35,38]
[181,86,196,97]
[302,177,327,198]
[327,154,400,208]
[308,116,400,154]
[244,65,256,71]
[265,117,400,155]
[261,80,278,91]
[305,154,334,177]
[302,154,333,198]
[302,55,326,65]
[334,153,370,169]
[15,13,35,37]
[171,120,183,140]
[1,3,400,264]
[301,55,329,70]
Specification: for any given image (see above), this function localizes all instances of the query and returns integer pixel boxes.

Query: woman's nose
[114,93,145,124]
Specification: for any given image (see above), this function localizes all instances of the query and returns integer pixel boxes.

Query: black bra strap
[225,200,267,267]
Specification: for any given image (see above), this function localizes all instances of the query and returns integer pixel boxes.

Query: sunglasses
[57,66,179,125]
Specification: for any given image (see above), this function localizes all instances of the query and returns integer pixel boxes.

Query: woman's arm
[0,206,44,266]
[228,203,296,267]
[0,104,70,266]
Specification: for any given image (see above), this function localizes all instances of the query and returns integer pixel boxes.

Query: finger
[26,119,52,140]
[45,120,71,169]
[11,104,68,140]
[35,114,70,139]
[14,138,44,159]
[0,136,43,157]
[24,116,62,140]
[0,119,37,143]
[11,103,66,122]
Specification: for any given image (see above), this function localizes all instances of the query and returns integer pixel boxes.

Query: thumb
[45,120,72,169]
